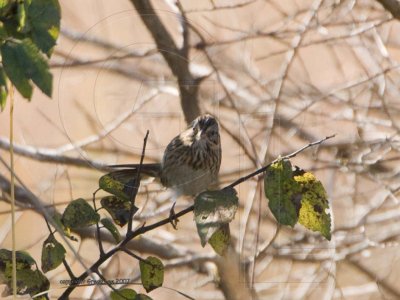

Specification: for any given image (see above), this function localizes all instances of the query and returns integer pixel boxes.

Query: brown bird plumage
[110,114,221,196]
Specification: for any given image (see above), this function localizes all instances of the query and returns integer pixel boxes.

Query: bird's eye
[207,129,218,140]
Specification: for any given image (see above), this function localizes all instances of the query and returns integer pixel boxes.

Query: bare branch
[0,137,108,170]
[129,0,200,123]
[127,130,149,232]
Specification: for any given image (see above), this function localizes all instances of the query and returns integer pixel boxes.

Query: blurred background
[1,0,400,299]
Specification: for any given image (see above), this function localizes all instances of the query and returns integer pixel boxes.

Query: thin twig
[225,134,336,189]
[127,130,149,233]
[121,248,147,263]
[93,188,104,256]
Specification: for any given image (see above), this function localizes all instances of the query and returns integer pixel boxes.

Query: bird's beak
[196,130,202,140]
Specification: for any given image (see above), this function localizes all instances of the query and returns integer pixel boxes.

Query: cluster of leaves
[192,158,332,256]
[194,187,238,255]
[0,198,98,298]
[264,159,331,240]
[0,169,163,298]
[98,170,165,298]
[0,0,60,110]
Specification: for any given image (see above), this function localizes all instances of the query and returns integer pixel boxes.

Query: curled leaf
[41,234,66,273]
[194,187,238,247]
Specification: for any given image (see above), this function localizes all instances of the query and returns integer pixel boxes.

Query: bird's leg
[169,201,179,230]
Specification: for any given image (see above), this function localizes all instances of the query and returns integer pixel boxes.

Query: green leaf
[25,0,60,55]
[62,198,100,229]
[101,218,121,243]
[41,234,66,273]
[139,256,164,293]
[0,249,35,274]
[1,40,32,98]
[194,187,238,247]
[294,172,332,240]
[208,224,230,256]
[0,67,8,111]
[1,39,52,98]
[101,196,137,227]
[264,159,302,227]
[110,288,137,300]
[0,249,49,298]
[14,268,49,297]
[99,170,139,201]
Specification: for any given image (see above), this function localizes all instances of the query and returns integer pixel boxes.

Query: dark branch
[127,130,149,232]
[376,0,400,19]
[93,189,105,256]
[129,0,200,123]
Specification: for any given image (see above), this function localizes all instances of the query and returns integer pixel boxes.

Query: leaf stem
[9,84,17,299]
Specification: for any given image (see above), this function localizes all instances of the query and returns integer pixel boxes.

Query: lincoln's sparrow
[111,114,221,196]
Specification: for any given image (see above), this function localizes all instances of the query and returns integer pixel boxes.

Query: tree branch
[0,137,108,170]
[127,131,149,232]
[226,134,336,189]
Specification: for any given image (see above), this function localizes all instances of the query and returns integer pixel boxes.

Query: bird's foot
[169,202,179,230]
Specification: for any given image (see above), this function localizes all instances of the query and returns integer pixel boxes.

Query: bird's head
[190,114,220,146]
[179,114,220,148]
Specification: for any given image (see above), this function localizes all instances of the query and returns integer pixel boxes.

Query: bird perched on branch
[110,113,222,198]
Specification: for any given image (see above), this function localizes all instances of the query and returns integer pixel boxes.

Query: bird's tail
[108,163,161,178]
